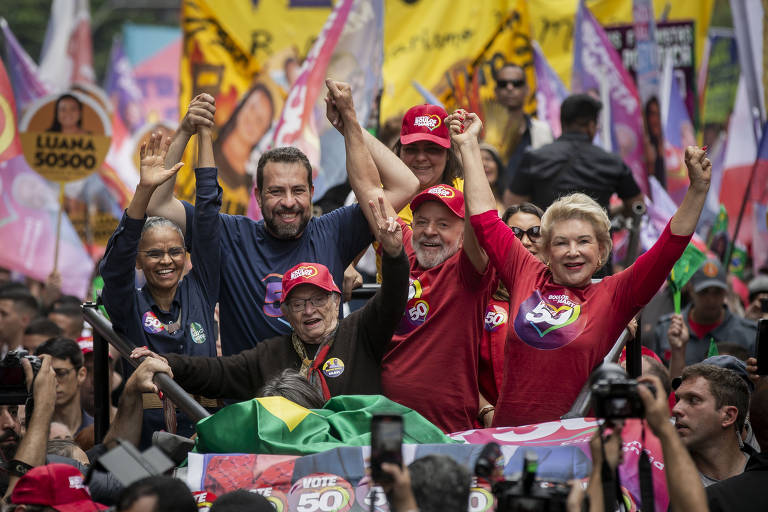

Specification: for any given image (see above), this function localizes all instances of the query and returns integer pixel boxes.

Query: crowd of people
[0,67,765,511]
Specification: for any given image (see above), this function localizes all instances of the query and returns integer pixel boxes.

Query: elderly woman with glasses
[100,125,221,358]
[450,109,712,427]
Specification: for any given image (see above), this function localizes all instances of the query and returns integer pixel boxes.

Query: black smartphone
[758,319,768,375]
[760,297,768,314]
[370,413,403,483]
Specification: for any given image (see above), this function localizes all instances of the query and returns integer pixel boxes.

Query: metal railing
[81,303,211,443]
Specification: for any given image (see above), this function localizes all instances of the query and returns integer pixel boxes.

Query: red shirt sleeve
[470,209,543,290]
[612,220,692,311]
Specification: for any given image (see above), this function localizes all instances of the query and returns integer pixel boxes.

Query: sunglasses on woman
[511,226,541,240]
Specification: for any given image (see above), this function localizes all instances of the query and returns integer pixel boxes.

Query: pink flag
[533,41,568,138]
[0,156,93,297]
[572,0,648,196]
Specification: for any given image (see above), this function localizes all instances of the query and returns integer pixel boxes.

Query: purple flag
[104,37,145,133]
[572,0,648,196]
[533,41,568,138]
[632,0,660,103]
[0,18,50,114]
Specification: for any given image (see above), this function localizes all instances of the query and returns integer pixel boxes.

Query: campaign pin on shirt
[322,358,345,378]
[142,311,165,334]
[190,322,207,344]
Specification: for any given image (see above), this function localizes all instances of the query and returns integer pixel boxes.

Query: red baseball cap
[409,184,465,219]
[400,104,451,148]
[281,263,341,303]
[11,463,107,511]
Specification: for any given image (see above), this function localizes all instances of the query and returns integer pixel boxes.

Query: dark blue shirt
[182,201,372,355]
[100,167,222,356]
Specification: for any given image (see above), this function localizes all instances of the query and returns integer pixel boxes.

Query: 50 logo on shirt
[513,290,586,349]
[142,311,165,334]
[395,278,429,334]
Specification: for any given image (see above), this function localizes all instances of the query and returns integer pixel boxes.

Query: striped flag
[0,18,50,114]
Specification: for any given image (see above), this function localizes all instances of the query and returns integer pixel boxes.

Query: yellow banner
[178,0,331,214]
[529,0,715,89]
[381,0,533,122]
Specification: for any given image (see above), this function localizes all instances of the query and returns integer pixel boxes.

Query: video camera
[590,363,656,420]
[475,443,572,512]
[0,348,42,405]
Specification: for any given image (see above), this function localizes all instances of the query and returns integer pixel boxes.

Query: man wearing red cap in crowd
[8,463,107,511]
[132,195,410,402]
[381,183,495,433]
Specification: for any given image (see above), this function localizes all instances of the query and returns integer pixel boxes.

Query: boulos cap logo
[290,265,318,280]
[427,185,455,198]
[702,261,719,278]
[413,114,441,131]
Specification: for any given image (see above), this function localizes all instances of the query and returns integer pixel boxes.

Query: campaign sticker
[142,311,164,334]
[190,322,207,344]
[484,304,508,333]
[322,358,345,378]
[287,473,354,512]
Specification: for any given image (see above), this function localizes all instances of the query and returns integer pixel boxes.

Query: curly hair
[540,192,612,263]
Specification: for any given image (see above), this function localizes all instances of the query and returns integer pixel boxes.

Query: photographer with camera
[637,373,709,511]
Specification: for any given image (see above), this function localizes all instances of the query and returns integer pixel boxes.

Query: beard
[413,234,461,269]
[263,205,311,239]
[0,428,19,460]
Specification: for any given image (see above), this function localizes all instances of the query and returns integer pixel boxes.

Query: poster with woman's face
[18,91,112,183]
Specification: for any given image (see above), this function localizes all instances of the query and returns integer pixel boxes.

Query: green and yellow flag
[195,395,455,455]
[668,243,707,314]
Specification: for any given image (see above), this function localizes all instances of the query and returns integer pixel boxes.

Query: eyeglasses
[497,79,526,89]
[138,247,186,261]
[511,226,541,241]
[286,293,331,312]
[53,367,77,380]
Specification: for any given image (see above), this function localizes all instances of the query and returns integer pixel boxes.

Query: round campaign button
[322,358,345,378]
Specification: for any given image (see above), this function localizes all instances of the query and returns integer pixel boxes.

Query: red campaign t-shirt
[478,277,511,405]
[381,220,495,433]
[470,210,691,427]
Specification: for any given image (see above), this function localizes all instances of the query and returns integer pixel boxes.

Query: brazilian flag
[194,395,456,455]
[668,243,707,314]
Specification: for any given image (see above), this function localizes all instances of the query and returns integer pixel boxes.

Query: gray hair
[141,216,185,244]
[259,369,325,409]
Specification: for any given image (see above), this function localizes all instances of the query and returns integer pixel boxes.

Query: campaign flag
[38,0,95,88]
[316,0,384,200]
[572,0,648,196]
[0,57,22,162]
[533,41,568,138]
[659,54,696,204]
[632,0,659,104]
[104,38,144,134]
[194,395,453,456]
[0,156,93,297]
[700,32,740,127]
[0,18,50,114]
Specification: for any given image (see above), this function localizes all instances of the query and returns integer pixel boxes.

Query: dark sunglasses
[497,78,526,89]
[511,226,541,240]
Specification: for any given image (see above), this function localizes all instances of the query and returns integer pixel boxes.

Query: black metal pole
[81,303,210,424]
[92,328,110,444]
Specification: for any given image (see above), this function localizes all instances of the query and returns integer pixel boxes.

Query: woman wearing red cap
[451,109,712,427]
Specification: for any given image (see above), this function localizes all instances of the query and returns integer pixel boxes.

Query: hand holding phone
[371,413,403,483]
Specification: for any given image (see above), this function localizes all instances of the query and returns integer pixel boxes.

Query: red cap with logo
[11,463,107,511]
[409,184,465,219]
[400,104,451,148]
[281,263,341,303]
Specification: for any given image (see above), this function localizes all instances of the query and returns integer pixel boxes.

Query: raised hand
[684,146,712,191]
[180,93,216,135]
[667,313,689,352]
[445,109,482,144]
[325,79,356,134]
[139,133,184,189]
[368,196,402,258]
